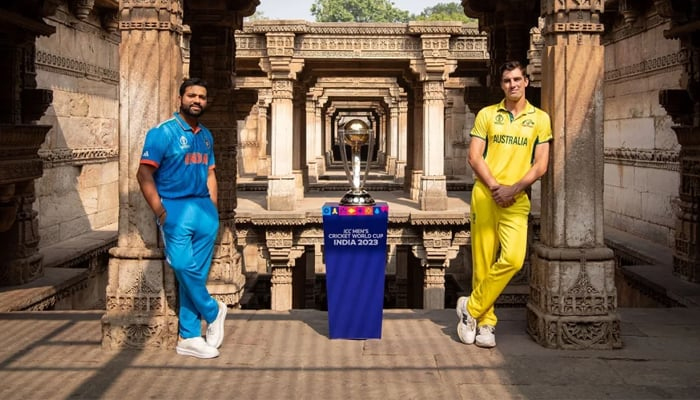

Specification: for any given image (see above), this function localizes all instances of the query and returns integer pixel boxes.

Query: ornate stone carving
[604,50,687,82]
[118,0,183,33]
[38,147,119,167]
[657,0,700,283]
[35,50,119,83]
[604,147,680,171]
[69,0,95,21]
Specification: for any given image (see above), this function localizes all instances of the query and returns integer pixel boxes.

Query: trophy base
[340,190,376,205]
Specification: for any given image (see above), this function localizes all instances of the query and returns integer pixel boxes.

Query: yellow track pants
[468,180,530,327]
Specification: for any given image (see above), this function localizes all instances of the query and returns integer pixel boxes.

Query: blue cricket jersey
[140,112,216,199]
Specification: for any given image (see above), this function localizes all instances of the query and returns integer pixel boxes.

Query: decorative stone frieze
[604,49,687,82]
[604,147,679,171]
[35,50,119,83]
[38,147,118,167]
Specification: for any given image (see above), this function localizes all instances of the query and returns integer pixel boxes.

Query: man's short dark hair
[179,77,208,96]
[498,61,527,78]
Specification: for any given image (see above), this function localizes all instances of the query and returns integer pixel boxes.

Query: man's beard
[180,103,205,118]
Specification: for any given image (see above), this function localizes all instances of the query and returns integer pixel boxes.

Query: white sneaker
[206,300,227,349]
[176,337,219,359]
[475,325,496,348]
[456,296,476,344]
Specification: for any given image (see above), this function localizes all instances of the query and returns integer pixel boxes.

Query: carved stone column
[256,92,271,178]
[186,11,246,307]
[657,0,700,283]
[396,98,408,183]
[412,229,460,309]
[406,85,423,199]
[0,3,55,286]
[410,34,456,211]
[386,101,399,176]
[305,93,319,184]
[102,0,185,349]
[260,32,304,211]
[527,0,621,349]
[462,0,540,111]
[315,100,326,174]
[262,228,303,311]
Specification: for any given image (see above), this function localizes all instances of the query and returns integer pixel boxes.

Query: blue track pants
[159,196,219,339]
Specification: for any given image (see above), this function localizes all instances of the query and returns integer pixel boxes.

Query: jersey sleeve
[470,108,490,141]
[140,127,166,168]
[537,111,553,144]
[205,130,216,169]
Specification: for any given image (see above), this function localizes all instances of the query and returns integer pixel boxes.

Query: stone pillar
[657,0,700,283]
[376,109,387,166]
[292,84,304,198]
[396,98,408,183]
[305,94,319,184]
[256,92,271,178]
[387,102,398,175]
[527,0,621,349]
[315,101,326,174]
[186,13,246,307]
[260,32,304,211]
[410,34,456,211]
[420,80,448,210]
[0,4,54,286]
[262,228,303,311]
[102,0,184,349]
[412,229,459,309]
[324,104,334,165]
[407,86,423,199]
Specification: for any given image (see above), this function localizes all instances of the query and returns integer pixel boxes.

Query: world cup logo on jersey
[179,136,190,150]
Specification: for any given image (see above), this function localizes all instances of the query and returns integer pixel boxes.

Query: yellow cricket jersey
[470,99,552,185]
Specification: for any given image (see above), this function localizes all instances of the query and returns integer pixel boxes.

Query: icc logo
[179,136,190,149]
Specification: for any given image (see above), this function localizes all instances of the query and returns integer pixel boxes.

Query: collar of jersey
[496,99,535,119]
[172,111,201,134]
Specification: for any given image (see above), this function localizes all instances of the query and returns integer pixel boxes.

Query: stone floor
[1,307,699,400]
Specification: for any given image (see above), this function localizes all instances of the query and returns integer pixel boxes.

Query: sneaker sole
[176,347,219,359]
[475,341,496,348]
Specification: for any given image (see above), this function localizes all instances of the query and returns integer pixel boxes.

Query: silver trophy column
[338,119,375,205]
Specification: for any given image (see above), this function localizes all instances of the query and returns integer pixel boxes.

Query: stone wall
[34,2,119,246]
[603,14,682,247]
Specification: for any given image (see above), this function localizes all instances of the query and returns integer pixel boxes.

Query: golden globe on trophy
[338,118,375,205]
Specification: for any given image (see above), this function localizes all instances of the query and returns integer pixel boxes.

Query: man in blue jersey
[137,78,227,359]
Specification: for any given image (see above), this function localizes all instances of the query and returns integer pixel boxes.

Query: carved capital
[540,0,605,43]
[118,0,184,33]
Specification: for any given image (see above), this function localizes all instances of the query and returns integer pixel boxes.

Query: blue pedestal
[322,202,388,339]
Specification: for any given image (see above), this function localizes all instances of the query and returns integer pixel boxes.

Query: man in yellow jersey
[456,61,552,348]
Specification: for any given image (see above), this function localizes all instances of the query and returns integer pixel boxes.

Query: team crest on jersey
[179,135,190,149]
[494,114,505,125]
[204,139,211,149]
[522,119,535,128]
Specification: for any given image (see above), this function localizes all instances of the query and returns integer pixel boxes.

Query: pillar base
[101,312,179,349]
[267,176,296,211]
[527,244,621,349]
[526,303,622,349]
[419,175,447,211]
